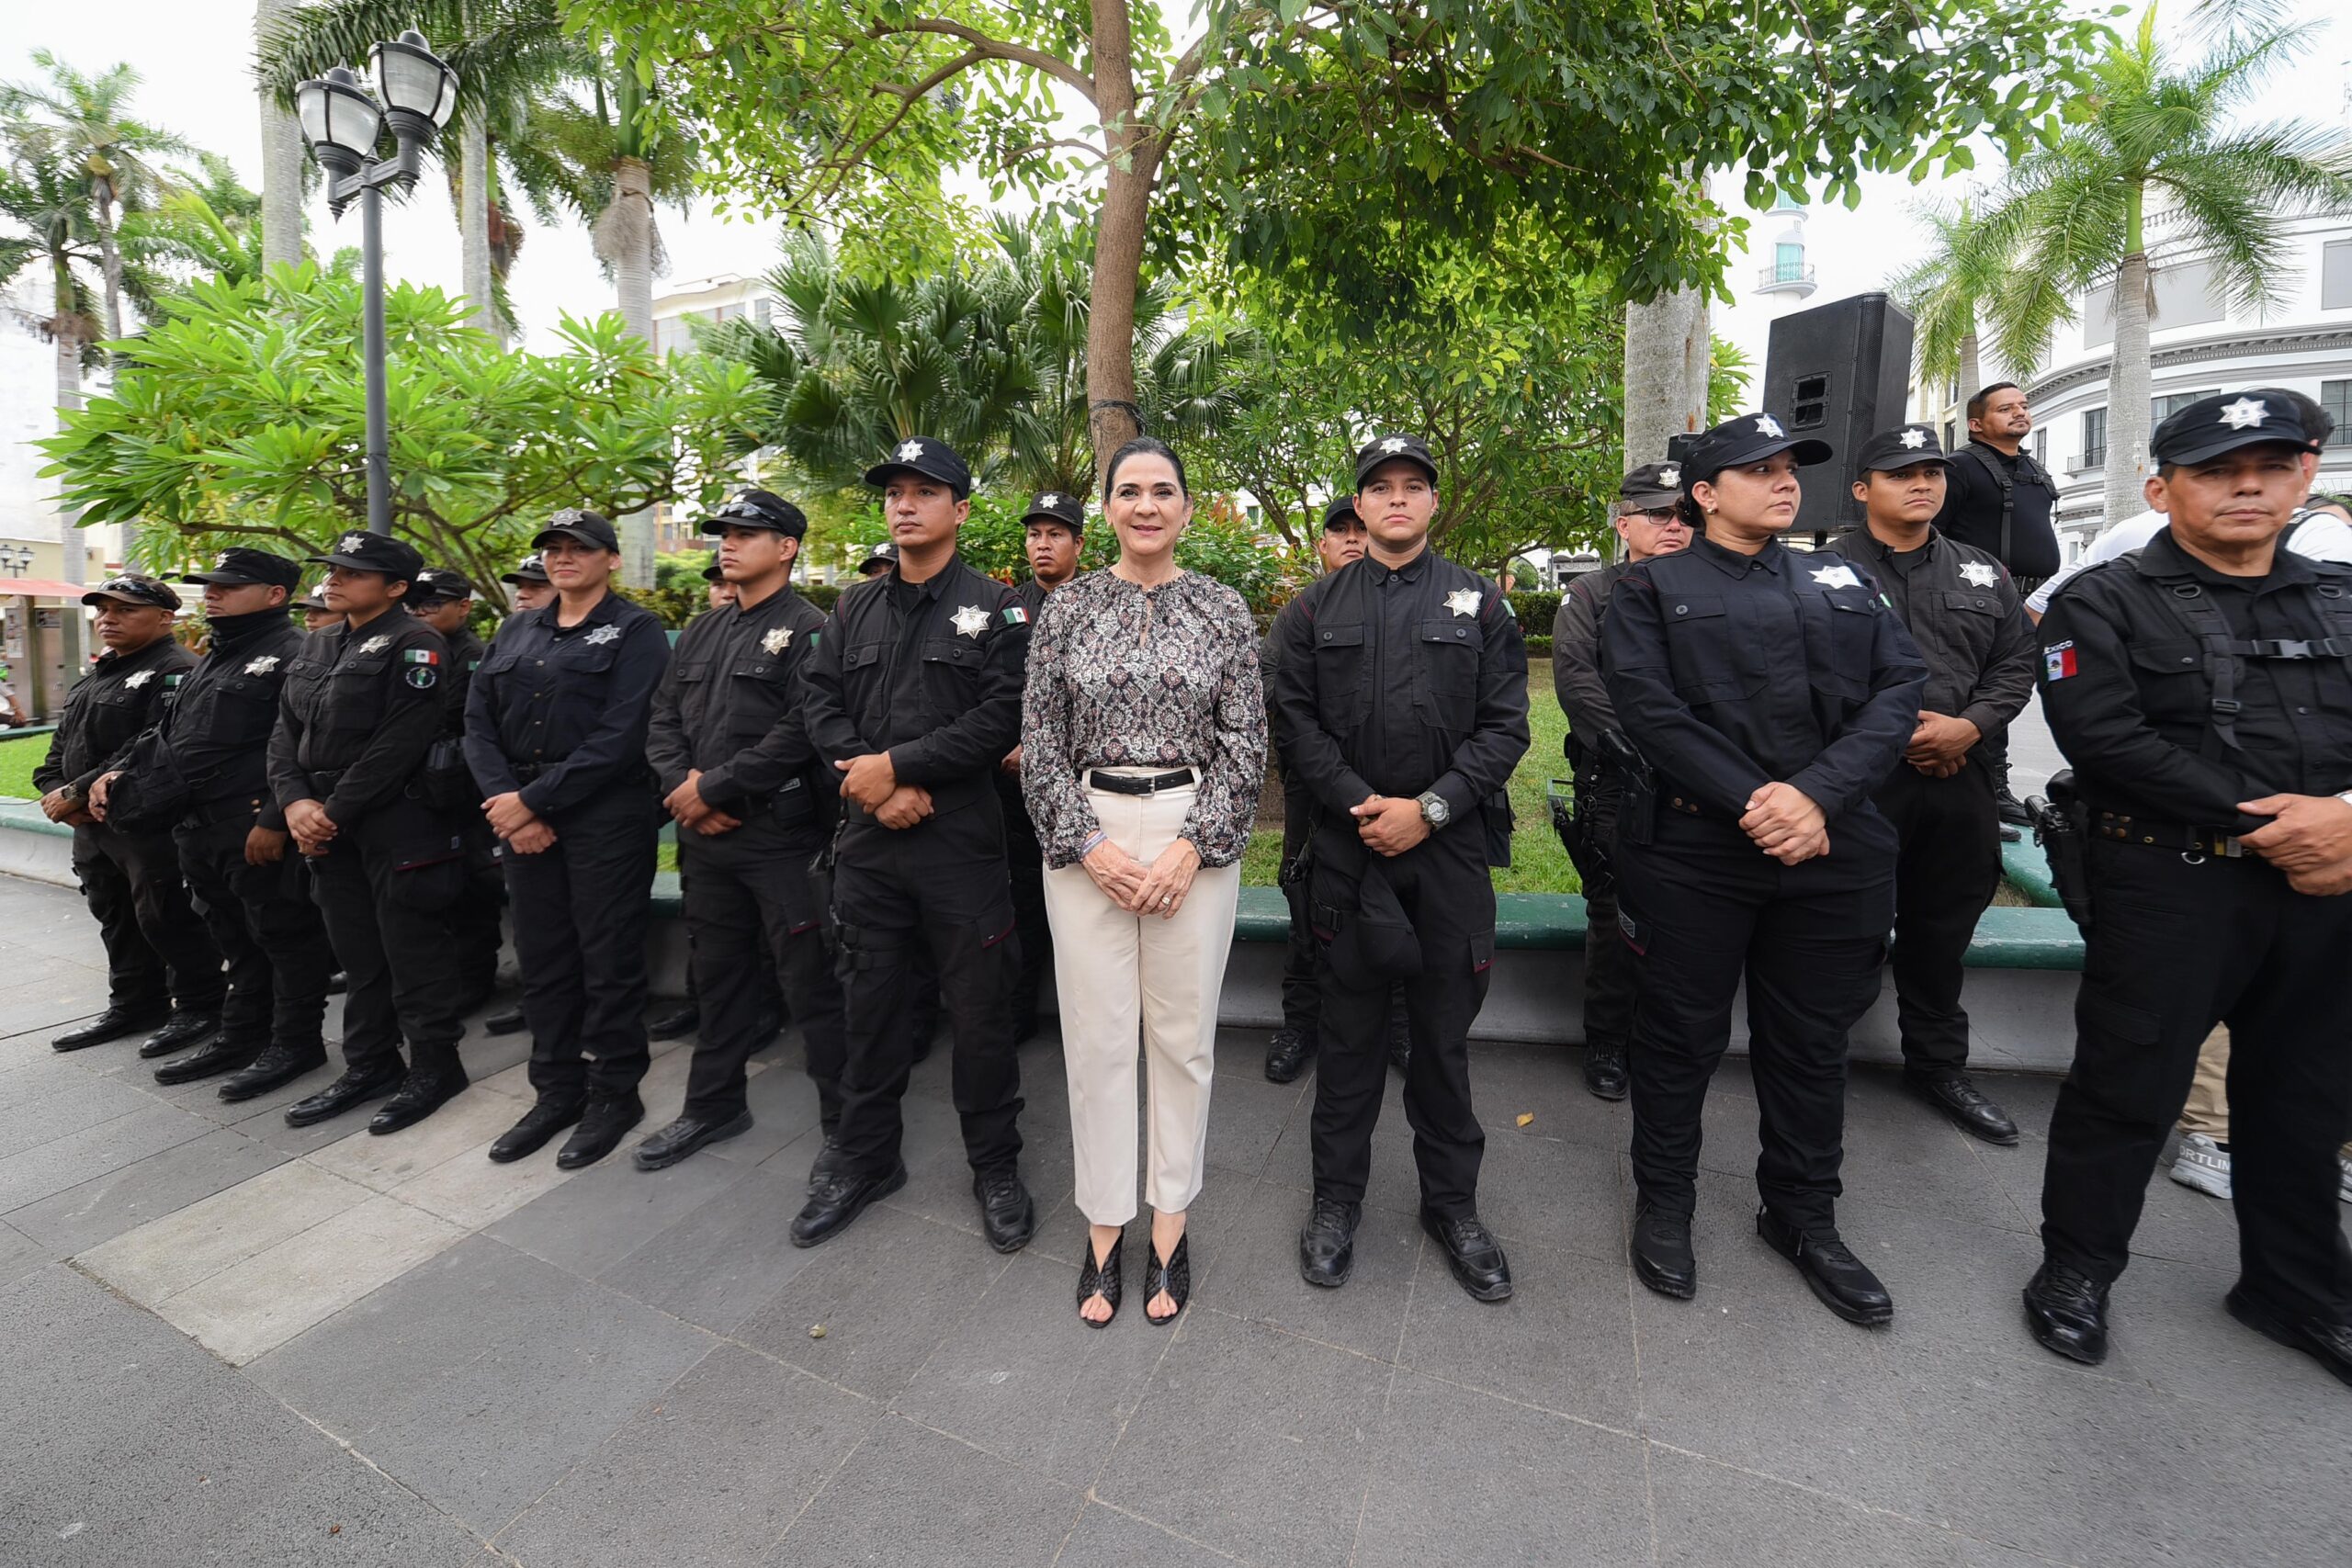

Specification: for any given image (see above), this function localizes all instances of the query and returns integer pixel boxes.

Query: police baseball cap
[296,586,333,613]
[864,435,972,499]
[704,487,808,537]
[857,542,899,574]
[1354,432,1439,487]
[499,552,548,586]
[532,508,620,552]
[2152,390,2324,468]
[701,554,726,582]
[306,529,424,581]
[1679,412,1834,489]
[1617,462,1685,513]
[81,573,181,611]
[184,547,303,589]
[1322,495,1363,530]
[410,567,478,603]
[1022,491,1085,531]
[1853,423,1949,474]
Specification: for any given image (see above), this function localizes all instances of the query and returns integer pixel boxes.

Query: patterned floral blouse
[1021,568,1268,868]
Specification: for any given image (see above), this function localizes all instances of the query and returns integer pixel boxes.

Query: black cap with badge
[704,488,808,538]
[184,547,302,590]
[499,552,548,586]
[701,554,726,582]
[864,435,973,499]
[1322,495,1362,531]
[1678,412,1835,491]
[2151,390,2324,468]
[296,586,334,613]
[1853,423,1949,474]
[1354,432,1440,488]
[410,567,478,603]
[1022,491,1085,531]
[1617,462,1685,513]
[533,508,620,553]
[306,529,424,581]
[81,573,182,612]
[856,541,899,575]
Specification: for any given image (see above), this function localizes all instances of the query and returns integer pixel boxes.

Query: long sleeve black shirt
[1552,559,1634,745]
[464,589,669,817]
[1601,534,1927,824]
[645,582,832,832]
[1831,526,2038,746]
[110,610,305,829]
[1269,546,1530,828]
[2037,527,2352,830]
[266,606,450,827]
[35,635,196,799]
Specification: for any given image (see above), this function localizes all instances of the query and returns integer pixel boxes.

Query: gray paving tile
[1470,1126,1624,1261]
[1981,1122,2240,1274]
[6,1125,288,1255]
[487,1138,744,1279]
[179,1450,491,1568]
[1049,1503,1240,1568]
[1396,1237,1641,1429]
[733,1201,1014,1399]
[1466,1038,1630,1151]
[1198,1069,1306,1182]
[703,1049,827,1165]
[1648,1446,2031,1568]
[763,1416,1080,1568]
[0,1100,217,1213]
[496,1341,876,1568]
[1188,1179,1422,1358]
[1094,1309,1392,1568]
[0,1072,172,1161]
[246,1234,717,1536]
[2098,1252,2351,1426]
[879,1083,1077,1246]
[1261,1073,1426,1217]
[151,1053,342,1127]
[1355,1372,1651,1568]
[74,1158,374,1307]
[0,1217,43,1285]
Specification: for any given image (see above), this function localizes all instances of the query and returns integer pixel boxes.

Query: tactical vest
[2143,534,2352,761]
[1954,444,2060,568]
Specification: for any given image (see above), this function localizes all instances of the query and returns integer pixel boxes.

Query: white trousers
[1045,774,1240,1226]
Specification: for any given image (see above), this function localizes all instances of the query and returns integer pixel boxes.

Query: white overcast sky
[12,3,2350,370]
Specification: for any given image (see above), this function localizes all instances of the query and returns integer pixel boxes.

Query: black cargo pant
[1873,757,2002,1076]
[503,784,658,1101]
[450,816,506,1003]
[1308,823,1494,1220]
[1277,782,1321,1041]
[71,820,223,1018]
[1000,773,1052,1035]
[678,805,846,1127]
[175,805,333,1053]
[304,796,469,1079]
[1617,805,1896,1231]
[1562,752,1636,1055]
[2041,840,2352,1322]
[831,807,1023,1179]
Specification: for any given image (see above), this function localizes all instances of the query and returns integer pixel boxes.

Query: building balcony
[2068,449,2105,475]
[1756,261,1817,297]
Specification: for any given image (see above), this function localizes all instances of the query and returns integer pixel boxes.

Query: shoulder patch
[404,665,438,690]
[1003,604,1029,626]
[2042,642,2076,682]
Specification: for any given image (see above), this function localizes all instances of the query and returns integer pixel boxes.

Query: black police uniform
[465,558,669,1126]
[268,533,471,1125]
[644,500,849,1161]
[1833,426,2039,1135]
[2029,392,2352,1366]
[416,568,503,1006]
[797,439,1031,1232]
[1601,413,1926,1313]
[105,551,335,1091]
[38,579,224,1048]
[1270,435,1531,1262]
[1003,504,1077,1045]
[1933,436,2062,585]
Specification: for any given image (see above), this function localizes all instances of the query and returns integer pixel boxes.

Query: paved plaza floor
[0,869,2346,1568]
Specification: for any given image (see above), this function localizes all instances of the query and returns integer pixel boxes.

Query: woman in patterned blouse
[1023,436,1268,1326]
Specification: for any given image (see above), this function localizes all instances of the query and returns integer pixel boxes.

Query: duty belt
[2093,809,2244,859]
[1089,767,1198,795]
[185,793,266,829]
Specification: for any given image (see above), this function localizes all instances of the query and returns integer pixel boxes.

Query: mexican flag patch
[2043,642,2076,682]
[1003,605,1029,626]
[402,648,440,666]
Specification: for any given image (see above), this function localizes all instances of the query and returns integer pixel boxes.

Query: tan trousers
[2176,1025,2352,1158]
[1045,774,1240,1227]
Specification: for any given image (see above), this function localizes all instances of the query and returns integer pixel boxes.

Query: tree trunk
[2104,249,2153,529]
[1083,0,1151,465]
[255,0,304,276]
[604,154,659,586]
[1957,332,1981,419]
[1622,286,1711,474]
[92,185,127,346]
[52,264,86,678]
[459,109,497,341]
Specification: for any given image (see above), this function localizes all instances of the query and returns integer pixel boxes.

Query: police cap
[1354,432,1439,488]
[184,547,303,589]
[1678,412,1834,490]
[306,529,424,582]
[863,435,973,499]
[704,488,808,538]
[1617,462,1685,513]
[2151,390,2324,468]
[410,567,478,603]
[498,552,549,586]
[1322,495,1362,531]
[1852,423,1949,475]
[81,573,181,612]
[532,508,621,553]
[1022,491,1086,532]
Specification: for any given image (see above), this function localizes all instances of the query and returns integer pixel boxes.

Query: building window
[2031,428,2047,468]
[2082,407,2107,469]
[2153,389,2221,423]
[1770,242,1804,284]
[2323,380,2351,446]
[2324,241,2352,311]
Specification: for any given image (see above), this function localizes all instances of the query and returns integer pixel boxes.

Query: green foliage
[0,733,52,800]
[1708,335,1754,423]
[1506,592,1564,633]
[39,265,773,599]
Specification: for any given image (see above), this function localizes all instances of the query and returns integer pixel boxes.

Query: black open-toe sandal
[1145,1234,1191,1325]
[1077,1233,1124,1328]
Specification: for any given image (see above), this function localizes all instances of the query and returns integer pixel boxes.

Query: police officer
[296,588,341,635]
[88,549,337,1099]
[1272,433,1531,1302]
[409,567,503,1011]
[792,437,1035,1250]
[641,488,851,1173]
[465,510,670,1168]
[1002,488,1087,1043]
[41,575,225,1057]
[1835,425,2039,1144]
[1551,461,1693,1100]
[1601,412,1926,1325]
[2024,390,2352,1385]
[270,531,473,1134]
[702,554,736,612]
[480,551,557,1040]
[855,543,898,580]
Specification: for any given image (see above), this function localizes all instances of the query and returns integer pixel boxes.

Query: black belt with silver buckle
[1089,767,1197,795]
[2093,809,2243,859]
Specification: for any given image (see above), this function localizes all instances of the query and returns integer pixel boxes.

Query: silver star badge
[214,551,234,568]
[1810,564,1861,590]
[2217,397,2267,431]
[761,626,793,654]
[124,671,153,689]
[1900,428,1928,449]
[243,655,282,675]
[1444,588,1482,617]
[1657,466,1680,488]
[583,625,621,646]
[1379,436,1408,454]
[1754,415,1785,439]
[896,438,925,462]
[338,533,367,554]
[357,635,390,655]
[1960,562,1999,589]
[1038,493,1060,508]
[951,604,989,638]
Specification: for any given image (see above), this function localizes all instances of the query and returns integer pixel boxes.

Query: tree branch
[876,18,1097,107]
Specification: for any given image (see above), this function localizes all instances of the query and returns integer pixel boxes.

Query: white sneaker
[2339,1150,2351,1205]
[2169,1133,2232,1200]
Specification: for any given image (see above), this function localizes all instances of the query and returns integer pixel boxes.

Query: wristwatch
[1416,790,1451,828]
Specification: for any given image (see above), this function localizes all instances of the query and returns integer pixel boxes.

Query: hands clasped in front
[1741,781,1829,865]
[2236,792,2352,896]
[1082,834,1201,918]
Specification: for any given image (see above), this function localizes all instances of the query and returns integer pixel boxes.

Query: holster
[808,818,846,922]
[2028,769,2094,931]
[1608,731,1657,849]
[417,735,477,813]
[1480,788,1513,869]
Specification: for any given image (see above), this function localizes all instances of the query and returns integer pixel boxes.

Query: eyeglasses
[1623,509,1683,525]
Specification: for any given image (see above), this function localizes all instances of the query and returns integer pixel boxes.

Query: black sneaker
[1264,1027,1315,1084]
[790,1162,908,1247]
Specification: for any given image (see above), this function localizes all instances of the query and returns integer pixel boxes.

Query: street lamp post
[294,30,460,536]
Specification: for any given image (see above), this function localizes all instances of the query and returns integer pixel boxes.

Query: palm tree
[255,0,307,273]
[1889,197,2007,413]
[136,151,359,290]
[1978,3,2352,525]
[0,52,190,352]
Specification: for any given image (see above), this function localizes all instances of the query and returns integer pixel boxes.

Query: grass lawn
[0,733,52,799]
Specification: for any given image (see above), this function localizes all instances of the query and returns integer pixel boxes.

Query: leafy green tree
[39,266,772,598]
[1888,197,2007,412]
[130,152,357,291]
